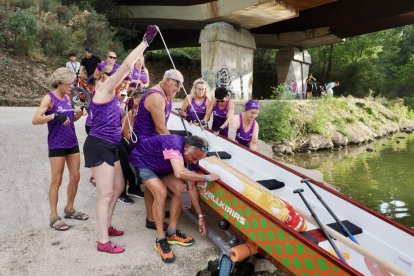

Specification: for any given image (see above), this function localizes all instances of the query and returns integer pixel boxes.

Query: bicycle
[70,72,93,112]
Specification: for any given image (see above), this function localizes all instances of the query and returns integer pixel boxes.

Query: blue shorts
[137,168,158,180]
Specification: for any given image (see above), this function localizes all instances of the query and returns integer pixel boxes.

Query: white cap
[163,69,184,85]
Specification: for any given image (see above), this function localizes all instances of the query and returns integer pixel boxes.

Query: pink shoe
[108,226,124,236]
[97,241,124,254]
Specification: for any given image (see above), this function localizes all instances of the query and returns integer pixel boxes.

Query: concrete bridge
[112,0,414,99]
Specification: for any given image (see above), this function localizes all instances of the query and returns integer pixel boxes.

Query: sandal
[64,208,89,220]
[50,216,69,231]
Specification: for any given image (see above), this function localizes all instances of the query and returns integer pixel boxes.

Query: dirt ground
[0,106,220,276]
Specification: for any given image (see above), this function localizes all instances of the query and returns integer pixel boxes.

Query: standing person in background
[80,47,101,84]
[325,81,339,95]
[66,52,81,75]
[179,78,211,125]
[305,74,317,99]
[32,67,88,231]
[203,86,234,137]
[93,51,120,81]
[229,100,260,151]
[128,56,150,94]
[82,26,158,254]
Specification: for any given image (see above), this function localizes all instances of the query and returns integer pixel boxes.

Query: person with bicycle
[32,67,88,232]
[80,48,101,84]
[83,26,158,254]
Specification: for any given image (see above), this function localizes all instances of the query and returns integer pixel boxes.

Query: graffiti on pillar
[216,67,234,98]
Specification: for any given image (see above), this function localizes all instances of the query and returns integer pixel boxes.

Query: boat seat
[257,179,285,190]
[207,151,232,159]
[169,130,192,136]
[304,220,363,244]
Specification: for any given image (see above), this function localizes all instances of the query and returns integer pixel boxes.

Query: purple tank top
[129,134,198,174]
[129,68,148,89]
[96,61,120,75]
[45,93,78,149]
[235,114,256,147]
[133,88,172,141]
[89,94,123,144]
[188,97,207,122]
[211,100,229,136]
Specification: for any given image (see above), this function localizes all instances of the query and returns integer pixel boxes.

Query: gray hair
[49,67,75,88]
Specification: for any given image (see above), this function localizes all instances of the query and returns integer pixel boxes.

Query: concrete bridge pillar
[276,47,311,99]
[199,22,256,100]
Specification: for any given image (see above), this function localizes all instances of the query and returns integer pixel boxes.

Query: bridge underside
[113,0,414,49]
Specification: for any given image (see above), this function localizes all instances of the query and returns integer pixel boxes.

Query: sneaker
[127,189,144,199]
[118,195,134,204]
[166,229,194,246]
[155,238,175,263]
[108,226,124,236]
[97,241,124,254]
[146,219,168,231]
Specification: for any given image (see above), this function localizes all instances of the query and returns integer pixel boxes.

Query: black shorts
[83,135,119,167]
[85,125,91,135]
[49,145,80,157]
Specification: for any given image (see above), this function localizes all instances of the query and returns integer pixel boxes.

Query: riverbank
[257,95,414,155]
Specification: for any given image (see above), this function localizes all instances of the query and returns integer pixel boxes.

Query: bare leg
[145,189,154,221]
[64,152,80,211]
[162,174,186,230]
[48,157,65,217]
[143,177,167,238]
[92,162,115,244]
[108,161,124,225]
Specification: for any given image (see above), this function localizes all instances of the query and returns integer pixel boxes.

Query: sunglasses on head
[108,56,117,59]
[188,141,210,152]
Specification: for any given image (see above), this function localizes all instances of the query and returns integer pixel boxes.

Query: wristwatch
[198,214,205,218]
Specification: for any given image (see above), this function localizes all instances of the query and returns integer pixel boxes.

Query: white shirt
[66,61,81,74]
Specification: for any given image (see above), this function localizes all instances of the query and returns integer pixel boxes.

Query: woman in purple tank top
[229,100,260,150]
[128,56,150,93]
[179,78,211,124]
[32,67,88,232]
[82,25,159,254]
[93,51,120,80]
[203,86,234,137]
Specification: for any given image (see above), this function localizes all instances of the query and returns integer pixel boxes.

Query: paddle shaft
[302,179,359,244]
[294,189,348,264]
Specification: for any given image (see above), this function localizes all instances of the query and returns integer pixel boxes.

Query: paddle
[301,179,358,244]
[294,188,348,264]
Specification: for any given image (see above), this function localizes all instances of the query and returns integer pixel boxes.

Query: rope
[156,26,221,159]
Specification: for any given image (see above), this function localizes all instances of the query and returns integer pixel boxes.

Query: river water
[275,133,414,229]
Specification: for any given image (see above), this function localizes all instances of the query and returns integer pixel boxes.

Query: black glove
[54,113,67,123]
[200,120,208,127]
[143,25,159,45]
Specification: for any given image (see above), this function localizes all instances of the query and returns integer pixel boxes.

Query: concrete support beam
[276,47,311,99]
[118,0,298,29]
[199,22,256,100]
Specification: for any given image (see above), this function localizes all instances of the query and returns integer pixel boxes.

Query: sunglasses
[168,78,182,86]
[188,141,210,152]
[108,56,117,59]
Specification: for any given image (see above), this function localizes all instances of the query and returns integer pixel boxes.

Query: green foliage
[148,47,201,62]
[404,95,414,111]
[7,8,40,55]
[257,86,299,141]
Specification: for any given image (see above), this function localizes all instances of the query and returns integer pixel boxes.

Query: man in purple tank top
[82,25,159,254]
[32,67,88,232]
[131,69,184,231]
[229,100,260,151]
[129,134,220,263]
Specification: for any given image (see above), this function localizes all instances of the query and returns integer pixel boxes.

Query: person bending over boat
[203,86,234,137]
[32,67,88,231]
[129,134,220,263]
[179,78,211,125]
[82,25,158,254]
[132,69,183,231]
[229,100,260,151]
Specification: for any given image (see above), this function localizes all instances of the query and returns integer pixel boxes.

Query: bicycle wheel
[70,86,92,112]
